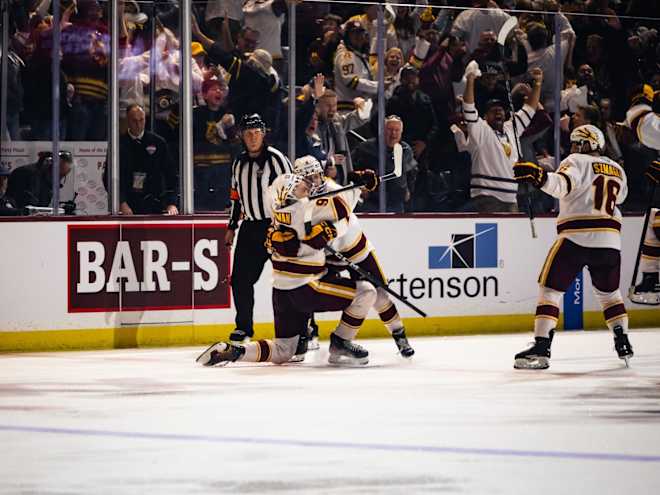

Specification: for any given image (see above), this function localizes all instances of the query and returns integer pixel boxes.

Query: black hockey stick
[628,181,657,301]
[497,17,538,239]
[325,245,428,318]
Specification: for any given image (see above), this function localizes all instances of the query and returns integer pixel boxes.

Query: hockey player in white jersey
[293,155,415,359]
[625,85,660,304]
[197,173,377,367]
[512,125,633,369]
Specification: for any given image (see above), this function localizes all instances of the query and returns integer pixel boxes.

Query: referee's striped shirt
[229,146,292,228]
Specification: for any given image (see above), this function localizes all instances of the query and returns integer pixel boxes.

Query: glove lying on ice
[347,169,379,192]
[513,161,548,188]
[265,226,300,257]
[302,221,337,249]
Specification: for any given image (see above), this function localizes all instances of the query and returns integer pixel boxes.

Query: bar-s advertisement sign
[68,223,230,312]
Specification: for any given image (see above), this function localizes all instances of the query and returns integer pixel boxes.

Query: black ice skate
[196,342,245,367]
[513,330,554,370]
[289,333,309,363]
[613,325,633,368]
[328,333,369,366]
[229,329,252,343]
[629,272,660,305]
[392,328,415,358]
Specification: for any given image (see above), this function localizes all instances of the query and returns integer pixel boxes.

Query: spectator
[315,89,371,185]
[561,64,604,114]
[193,78,240,212]
[451,0,511,55]
[193,15,281,132]
[60,0,110,141]
[5,38,24,140]
[381,47,405,99]
[307,13,343,85]
[599,97,625,164]
[243,0,287,74]
[334,20,378,113]
[205,0,244,41]
[4,151,73,211]
[462,64,543,212]
[352,115,418,213]
[386,65,439,165]
[112,104,179,215]
[295,75,328,162]
[521,21,575,112]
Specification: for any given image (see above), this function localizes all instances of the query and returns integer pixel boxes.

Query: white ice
[1,329,660,494]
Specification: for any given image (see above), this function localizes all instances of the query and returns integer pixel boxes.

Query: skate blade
[288,354,306,363]
[628,292,660,305]
[513,357,549,370]
[308,339,320,351]
[619,355,632,368]
[328,354,369,366]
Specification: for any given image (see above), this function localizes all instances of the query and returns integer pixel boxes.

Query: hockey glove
[513,161,548,188]
[265,226,301,257]
[347,170,380,192]
[645,160,660,185]
[302,221,337,249]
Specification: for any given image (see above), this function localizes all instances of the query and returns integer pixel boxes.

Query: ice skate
[288,334,309,363]
[513,330,554,370]
[229,329,252,343]
[629,273,660,305]
[392,327,414,358]
[196,342,245,367]
[328,333,369,366]
[613,325,633,368]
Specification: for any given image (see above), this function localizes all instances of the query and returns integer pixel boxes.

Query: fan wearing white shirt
[462,65,543,212]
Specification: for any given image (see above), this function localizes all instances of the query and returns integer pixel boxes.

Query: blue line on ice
[1,424,659,463]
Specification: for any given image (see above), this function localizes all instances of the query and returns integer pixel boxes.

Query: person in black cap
[225,113,293,343]
[4,151,74,212]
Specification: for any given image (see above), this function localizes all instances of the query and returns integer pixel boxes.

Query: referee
[225,113,293,343]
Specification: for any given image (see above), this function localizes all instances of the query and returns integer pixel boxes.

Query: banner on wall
[68,223,231,312]
[1,141,108,215]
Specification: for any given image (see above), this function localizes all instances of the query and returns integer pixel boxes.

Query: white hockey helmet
[570,124,605,152]
[293,155,324,178]
[270,173,307,208]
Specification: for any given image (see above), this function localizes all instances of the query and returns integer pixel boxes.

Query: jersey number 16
[592,175,621,216]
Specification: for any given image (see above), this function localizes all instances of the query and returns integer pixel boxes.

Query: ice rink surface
[1,329,660,494]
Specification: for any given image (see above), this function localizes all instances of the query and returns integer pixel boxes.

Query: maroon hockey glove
[645,160,660,185]
[347,170,380,192]
[513,161,548,188]
[265,226,301,257]
[302,221,337,249]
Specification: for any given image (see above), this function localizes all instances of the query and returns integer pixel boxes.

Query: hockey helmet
[570,124,605,152]
[240,113,266,133]
[293,155,323,178]
[270,173,307,208]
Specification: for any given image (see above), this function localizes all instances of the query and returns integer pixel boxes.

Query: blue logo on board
[428,223,498,269]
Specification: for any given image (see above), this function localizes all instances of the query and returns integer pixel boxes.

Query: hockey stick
[307,142,404,201]
[325,244,428,318]
[497,17,538,239]
[628,181,657,301]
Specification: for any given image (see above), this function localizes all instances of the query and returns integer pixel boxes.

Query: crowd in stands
[2,0,659,213]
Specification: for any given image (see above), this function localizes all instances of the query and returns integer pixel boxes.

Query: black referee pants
[231,219,271,335]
